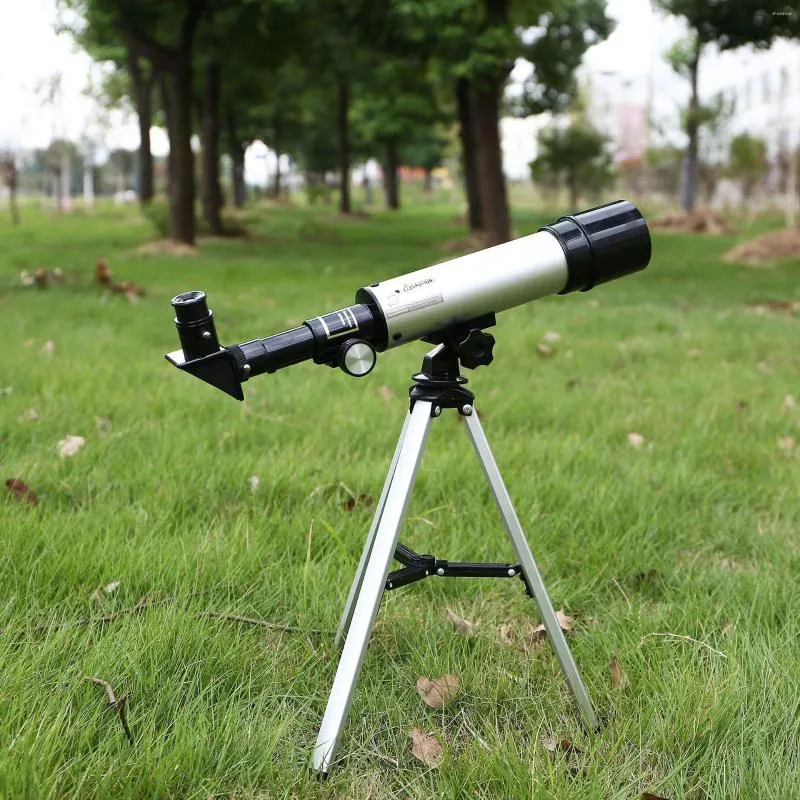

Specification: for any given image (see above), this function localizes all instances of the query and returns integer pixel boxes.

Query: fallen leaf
[41,340,55,355]
[416,675,460,709]
[444,608,475,636]
[555,609,573,631]
[95,258,112,285]
[104,580,120,594]
[542,330,561,344]
[19,408,39,421]
[627,432,645,448]
[527,609,572,647]
[379,384,395,403]
[58,435,86,458]
[96,416,111,433]
[410,728,443,767]
[343,493,374,511]
[536,343,555,358]
[249,475,260,493]
[523,626,548,650]
[5,478,39,506]
[778,436,795,453]
[541,734,582,754]
[783,395,797,412]
[498,622,515,644]
[609,656,629,690]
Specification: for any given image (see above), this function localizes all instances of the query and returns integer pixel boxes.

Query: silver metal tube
[366,230,568,347]
[313,402,432,774]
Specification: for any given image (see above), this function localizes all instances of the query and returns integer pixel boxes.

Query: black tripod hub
[388,317,534,597]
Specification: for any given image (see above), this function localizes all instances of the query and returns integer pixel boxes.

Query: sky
[0,0,684,166]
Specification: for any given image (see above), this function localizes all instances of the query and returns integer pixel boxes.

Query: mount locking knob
[457,329,495,369]
[338,339,377,377]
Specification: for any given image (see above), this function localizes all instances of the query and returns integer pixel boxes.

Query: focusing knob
[456,329,495,369]
[338,339,376,377]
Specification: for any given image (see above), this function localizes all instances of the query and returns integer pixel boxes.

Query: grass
[1,197,799,799]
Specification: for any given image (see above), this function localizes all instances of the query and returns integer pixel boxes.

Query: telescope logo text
[403,278,434,291]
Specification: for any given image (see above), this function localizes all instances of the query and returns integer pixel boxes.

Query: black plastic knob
[457,329,495,369]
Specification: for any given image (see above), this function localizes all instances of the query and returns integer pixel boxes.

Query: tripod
[313,327,599,775]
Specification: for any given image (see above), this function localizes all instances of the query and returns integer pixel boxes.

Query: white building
[701,39,800,168]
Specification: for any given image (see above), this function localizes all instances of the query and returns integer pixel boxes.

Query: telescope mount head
[409,314,497,414]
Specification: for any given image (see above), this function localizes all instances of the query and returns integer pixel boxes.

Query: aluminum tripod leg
[313,401,433,774]
[334,413,412,649]
[462,411,600,732]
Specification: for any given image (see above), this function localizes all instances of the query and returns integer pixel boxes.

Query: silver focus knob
[338,339,376,377]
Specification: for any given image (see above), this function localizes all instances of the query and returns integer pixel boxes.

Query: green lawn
[1,199,799,799]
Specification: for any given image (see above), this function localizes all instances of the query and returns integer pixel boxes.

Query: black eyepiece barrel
[171,290,221,359]
[541,200,651,294]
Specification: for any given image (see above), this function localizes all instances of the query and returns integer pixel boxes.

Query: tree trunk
[362,171,373,206]
[423,166,433,193]
[137,79,154,202]
[127,50,154,204]
[201,60,223,235]
[338,81,351,214]
[681,45,701,213]
[272,142,282,199]
[567,177,578,210]
[456,78,483,232]
[160,74,174,195]
[384,140,400,210]
[471,81,510,245]
[7,169,20,224]
[226,111,246,208]
[167,61,196,245]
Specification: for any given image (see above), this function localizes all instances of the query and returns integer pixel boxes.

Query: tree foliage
[531,118,614,207]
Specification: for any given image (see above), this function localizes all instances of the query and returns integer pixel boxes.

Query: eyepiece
[541,200,651,294]
[171,290,220,359]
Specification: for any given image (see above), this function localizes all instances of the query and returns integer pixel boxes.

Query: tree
[59,3,157,204]
[696,91,735,204]
[531,118,614,208]
[108,147,136,192]
[728,134,767,205]
[400,0,612,244]
[405,125,449,193]
[0,150,21,224]
[655,0,798,212]
[352,54,444,210]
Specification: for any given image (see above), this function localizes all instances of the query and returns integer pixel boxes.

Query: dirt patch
[746,299,800,317]
[724,228,800,265]
[335,210,371,221]
[136,240,198,256]
[440,233,490,253]
[650,209,736,235]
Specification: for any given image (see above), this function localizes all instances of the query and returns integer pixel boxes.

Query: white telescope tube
[361,230,568,347]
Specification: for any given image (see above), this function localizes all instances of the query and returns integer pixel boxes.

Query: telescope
[165,199,652,776]
[166,200,651,398]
